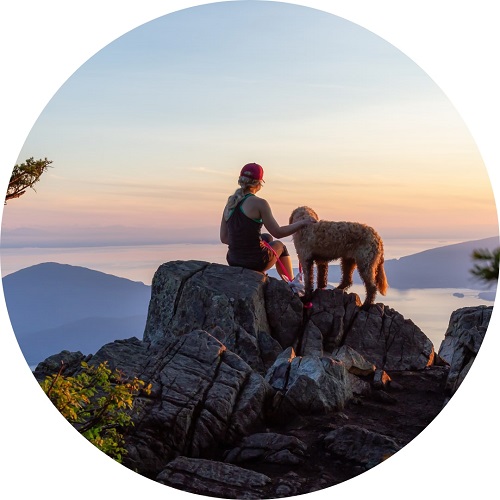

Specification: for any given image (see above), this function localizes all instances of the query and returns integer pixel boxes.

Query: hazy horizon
[2,235,498,285]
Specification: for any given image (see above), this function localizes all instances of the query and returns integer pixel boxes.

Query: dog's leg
[357,261,377,310]
[338,257,356,290]
[316,260,329,289]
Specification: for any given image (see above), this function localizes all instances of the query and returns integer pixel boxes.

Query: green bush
[40,361,151,462]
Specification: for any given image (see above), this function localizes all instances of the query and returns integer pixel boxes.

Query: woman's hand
[300,216,317,228]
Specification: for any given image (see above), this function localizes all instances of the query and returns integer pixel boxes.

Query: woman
[220,162,316,281]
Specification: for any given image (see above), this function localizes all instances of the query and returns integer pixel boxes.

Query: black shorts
[227,242,289,272]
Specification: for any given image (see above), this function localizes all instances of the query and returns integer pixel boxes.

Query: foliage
[470,247,500,286]
[5,157,52,203]
[40,361,151,463]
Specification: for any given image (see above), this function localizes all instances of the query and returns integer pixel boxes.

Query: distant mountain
[18,315,147,367]
[269,236,499,290]
[2,262,151,366]
[384,236,499,289]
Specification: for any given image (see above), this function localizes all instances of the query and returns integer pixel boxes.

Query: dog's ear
[308,207,319,220]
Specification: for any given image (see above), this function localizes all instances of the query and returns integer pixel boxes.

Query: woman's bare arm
[258,198,314,238]
[220,214,229,244]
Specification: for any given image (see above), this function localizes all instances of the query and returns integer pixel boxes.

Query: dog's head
[289,206,319,224]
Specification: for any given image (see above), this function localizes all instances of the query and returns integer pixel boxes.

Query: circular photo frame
[1,1,498,499]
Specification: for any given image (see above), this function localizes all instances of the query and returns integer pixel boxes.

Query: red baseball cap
[240,163,265,182]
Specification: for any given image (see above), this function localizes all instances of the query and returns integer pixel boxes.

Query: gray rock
[143,262,436,374]
[32,260,462,496]
[265,348,352,417]
[343,304,435,370]
[156,456,272,499]
[438,305,492,398]
[331,345,376,376]
[143,261,285,374]
[324,424,401,469]
[88,330,274,478]
[33,350,90,380]
[438,305,492,364]
[225,432,308,465]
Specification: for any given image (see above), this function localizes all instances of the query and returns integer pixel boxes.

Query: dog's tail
[376,259,388,296]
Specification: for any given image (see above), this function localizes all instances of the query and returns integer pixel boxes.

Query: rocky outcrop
[225,432,308,466]
[90,330,273,478]
[302,290,435,370]
[33,260,492,498]
[265,347,352,419]
[438,305,493,400]
[143,261,434,374]
[324,424,402,469]
[144,261,287,374]
[156,456,273,499]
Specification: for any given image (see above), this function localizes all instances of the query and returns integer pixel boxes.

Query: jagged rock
[264,276,304,348]
[87,330,274,478]
[438,305,493,398]
[438,305,492,363]
[331,345,376,376]
[143,262,436,374]
[143,260,208,342]
[265,348,352,418]
[324,424,402,469]
[299,321,324,356]
[225,432,308,465]
[32,260,471,497]
[143,261,291,374]
[301,289,360,353]
[156,456,272,499]
[302,289,434,370]
[343,304,435,370]
[33,350,90,380]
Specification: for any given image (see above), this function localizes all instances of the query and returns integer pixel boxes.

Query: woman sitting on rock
[220,162,315,281]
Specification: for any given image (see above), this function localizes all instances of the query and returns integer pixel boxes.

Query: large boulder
[86,330,274,478]
[224,432,308,465]
[265,347,352,418]
[32,260,473,497]
[143,261,435,374]
[143,261,301,374]
[438,305,493,398]
[302,289,435,370]
[324,424,402,469]
[156,456,272,499]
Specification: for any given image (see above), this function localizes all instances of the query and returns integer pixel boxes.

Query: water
[0,237,469,284]
[1,240,496,352]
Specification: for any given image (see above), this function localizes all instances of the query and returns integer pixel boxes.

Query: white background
[1,1,498,498]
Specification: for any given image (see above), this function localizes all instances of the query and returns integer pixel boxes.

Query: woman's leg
[264,241,294,281]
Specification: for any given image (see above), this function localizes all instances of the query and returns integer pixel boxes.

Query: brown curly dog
[289,206,388,309]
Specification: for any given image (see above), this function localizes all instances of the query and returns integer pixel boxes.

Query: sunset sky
[1,0,497,256]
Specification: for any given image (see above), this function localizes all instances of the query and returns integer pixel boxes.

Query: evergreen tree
[5,157,52,203]
[470,248,500,286]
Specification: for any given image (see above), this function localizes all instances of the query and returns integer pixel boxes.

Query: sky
[0,0,497,257]
[1,2,500,500]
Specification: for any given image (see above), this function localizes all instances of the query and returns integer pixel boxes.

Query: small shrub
[40,361,151,462]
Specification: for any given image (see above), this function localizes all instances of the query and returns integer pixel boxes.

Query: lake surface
[0,237,472,284]
[1,240,496,351]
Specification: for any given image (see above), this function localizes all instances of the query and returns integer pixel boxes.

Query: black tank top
[226,194,272,271]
